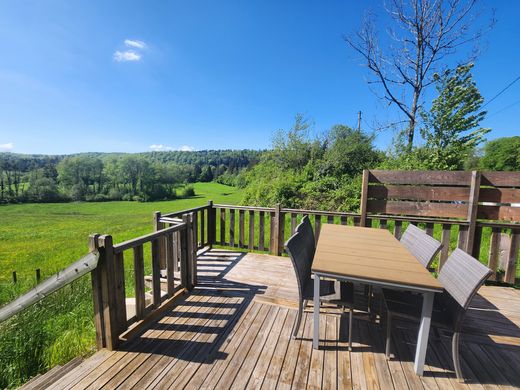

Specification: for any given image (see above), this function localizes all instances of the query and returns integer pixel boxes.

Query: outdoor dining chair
[285,216,355,348]
[383,248,492,381]
[382,224,443,303]
[400,224,443,270]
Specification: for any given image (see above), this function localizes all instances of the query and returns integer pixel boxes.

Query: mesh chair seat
[383,248,492,381]
[384,293,457,330]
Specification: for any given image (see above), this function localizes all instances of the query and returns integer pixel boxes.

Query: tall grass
[0,276,95,389]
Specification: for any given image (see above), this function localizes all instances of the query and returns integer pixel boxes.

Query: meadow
[0,182,243,285]
[0,182,243,388]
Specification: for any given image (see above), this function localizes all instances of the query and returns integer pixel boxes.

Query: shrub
[181,185,195,198]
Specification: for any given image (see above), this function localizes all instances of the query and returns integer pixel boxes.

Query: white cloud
[113,50,141,62]
[150,144,173,151]
[149,144,196,152]
[0,142,13,152]
[125,39,146,49]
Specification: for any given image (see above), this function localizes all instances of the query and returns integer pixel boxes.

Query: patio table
[312,224,443,376]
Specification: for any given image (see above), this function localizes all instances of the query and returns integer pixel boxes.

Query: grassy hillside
[0,182,242,283]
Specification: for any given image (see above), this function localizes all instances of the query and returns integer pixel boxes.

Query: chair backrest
[400,224,442,268]
[285,216,315,298]
[297,215,315,255]
[438,248,492,310]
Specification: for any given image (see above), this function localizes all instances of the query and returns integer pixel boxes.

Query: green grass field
[0,182,243,388]
[0,182,243,284]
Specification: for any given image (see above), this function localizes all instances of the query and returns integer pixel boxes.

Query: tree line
[0,150,262,203]
[240,64,519,212]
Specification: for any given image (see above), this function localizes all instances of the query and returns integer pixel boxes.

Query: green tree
[480,136,520,171]
[419,63,489,170]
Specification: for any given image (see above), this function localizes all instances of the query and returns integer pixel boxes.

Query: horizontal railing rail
[164,201,519,286]
[0,251,99,323]
[91,212,198,350]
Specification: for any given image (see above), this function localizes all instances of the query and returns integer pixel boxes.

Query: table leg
[312,274,320,349]
[414,291,434,375]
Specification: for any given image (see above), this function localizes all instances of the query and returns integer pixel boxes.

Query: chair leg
[348,307,353,351]
[452,332,464,382]
[293,299,304,339]
[385,312,392,358]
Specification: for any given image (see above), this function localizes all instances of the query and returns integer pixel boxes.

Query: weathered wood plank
[369,169,472,186]
[425,222,434,237]
[369,184,470,201]
[458,225,469,250]
[360,169,369,227]
[247,308,289,388]
[259,211,265,251]
[133,245,145,320]
[248,210,255,250]
[368,199,468,218]
[480,171,520,187]
[165,233,175,297]
[239,209,245,248]
[151,239,161,308]
[229,208,236,247]
[439,224,451,270]
[478,205,520,222]
[314,214,322,242]
[200,208,205,246]
[487,227,501,281]
[504,230,519,284]
[479,188,520,204]
[291,213,297,235]
[219,208,226,245]
[394,220,402,239]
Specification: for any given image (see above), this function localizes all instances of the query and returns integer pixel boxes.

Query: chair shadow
[341,289,520,386]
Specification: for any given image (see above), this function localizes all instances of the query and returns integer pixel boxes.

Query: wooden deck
[43,249,520,389]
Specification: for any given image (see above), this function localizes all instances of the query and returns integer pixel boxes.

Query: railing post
[466,170,481,255]
[207,200,215,248]
[190,212,198,287]
[180,215,191,290]
[154,211,166,269]
[97,234,119,350]
[359,170,369,227]
[89,233,105,350]
[271,203,282,256]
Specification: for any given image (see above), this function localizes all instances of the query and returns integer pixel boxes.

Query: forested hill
[0,149,263,203]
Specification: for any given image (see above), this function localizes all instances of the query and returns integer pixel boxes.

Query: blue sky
[0,1,518,155]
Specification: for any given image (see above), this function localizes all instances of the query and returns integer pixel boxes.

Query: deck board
[45,249,520,390]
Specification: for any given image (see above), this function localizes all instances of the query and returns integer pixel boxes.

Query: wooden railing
[155,173,520,287]
[165,198,519,286]
[89,210,199,350]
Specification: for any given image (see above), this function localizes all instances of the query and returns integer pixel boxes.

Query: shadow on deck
[44,249,520,389]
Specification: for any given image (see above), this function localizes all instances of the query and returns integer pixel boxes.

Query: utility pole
[357,111,362,131]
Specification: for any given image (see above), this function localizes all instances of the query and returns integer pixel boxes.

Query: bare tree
[345,0,493,150]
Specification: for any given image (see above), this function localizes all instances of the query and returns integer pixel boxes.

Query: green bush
[181,185,195,198]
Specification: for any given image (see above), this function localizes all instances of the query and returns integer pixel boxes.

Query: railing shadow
[118,249,267,364]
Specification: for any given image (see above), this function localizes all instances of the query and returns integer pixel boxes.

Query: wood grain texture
[44,249,520,390]
[368,199,468,218]
[369,170,472,186]
[369,184,471,201]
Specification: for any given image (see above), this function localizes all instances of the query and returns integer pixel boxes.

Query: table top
[312,224,443,292]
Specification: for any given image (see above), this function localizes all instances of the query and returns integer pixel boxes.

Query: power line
[488,98,520,118]
[482,75,520,108]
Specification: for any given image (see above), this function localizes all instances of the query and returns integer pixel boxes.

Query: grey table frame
[312,271,437,376]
